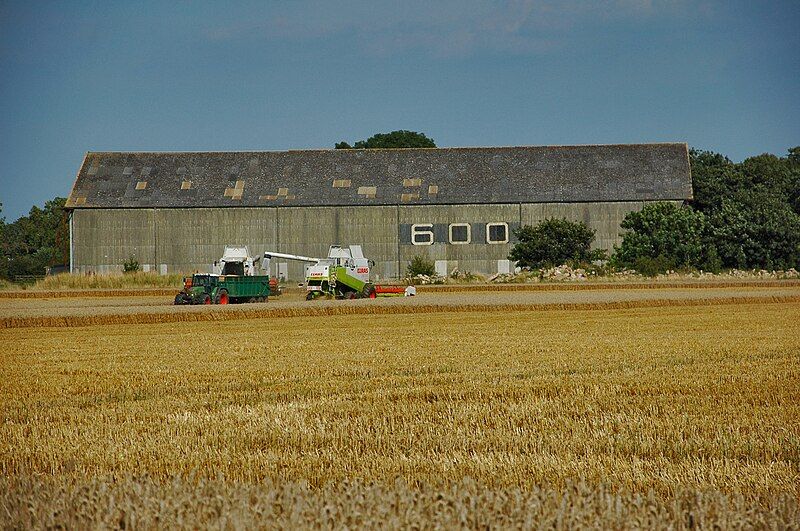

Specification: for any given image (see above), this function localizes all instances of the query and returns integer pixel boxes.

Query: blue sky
[1,0,798,220]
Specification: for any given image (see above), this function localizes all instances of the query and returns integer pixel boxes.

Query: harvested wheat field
[1,296,799,527]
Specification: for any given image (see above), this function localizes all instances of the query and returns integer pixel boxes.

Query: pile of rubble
[660,268,800,280]
[407,274,445,285]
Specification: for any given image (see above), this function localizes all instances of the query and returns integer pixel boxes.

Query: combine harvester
[174,246,275,305]
[264,245,414,300]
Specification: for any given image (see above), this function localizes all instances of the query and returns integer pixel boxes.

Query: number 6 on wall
[411,224,434,245]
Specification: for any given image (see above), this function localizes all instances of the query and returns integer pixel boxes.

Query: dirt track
[1,285,798,329]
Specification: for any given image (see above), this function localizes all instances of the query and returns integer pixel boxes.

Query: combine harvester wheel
[362,283,377,299]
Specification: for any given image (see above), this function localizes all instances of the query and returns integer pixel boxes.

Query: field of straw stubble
[1,290,798,527]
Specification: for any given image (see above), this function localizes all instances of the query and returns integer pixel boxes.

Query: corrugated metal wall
[71,201,676,278]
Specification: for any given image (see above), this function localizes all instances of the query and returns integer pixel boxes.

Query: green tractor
[174,246,273,305]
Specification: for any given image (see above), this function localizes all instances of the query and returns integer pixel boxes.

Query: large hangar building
[65,143,692,280]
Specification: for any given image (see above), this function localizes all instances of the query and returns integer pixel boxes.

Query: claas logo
[357,268,369,274]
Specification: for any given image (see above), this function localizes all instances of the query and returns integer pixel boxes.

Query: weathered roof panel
[65,144,692,209]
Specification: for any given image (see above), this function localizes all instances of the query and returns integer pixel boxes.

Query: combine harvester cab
[264,245,416,300]
[174,246,273,305]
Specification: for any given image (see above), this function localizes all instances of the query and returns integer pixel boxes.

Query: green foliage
[689,147,800,269]
[123,256,140,274]
[1,197,69,279]
[612,202,710,274]
[335,130,436,149]
[407,255,436,277]
[630,255,677,277]
[509,218,597,269]
[706,191,800,270]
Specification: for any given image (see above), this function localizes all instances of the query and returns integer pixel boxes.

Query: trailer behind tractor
[174,246,274,305]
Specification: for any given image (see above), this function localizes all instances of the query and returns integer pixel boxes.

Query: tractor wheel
[362,283,377,299]
[174,294,185,305]
[305,292,315,301]
[215,290,229,305]
[201,293,211,305]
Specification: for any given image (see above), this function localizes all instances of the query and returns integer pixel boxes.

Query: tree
[407,255,436,277]
[688,147,800,269]
[335,130,436,149]
[612,202,711,274]
[509,218,597,269]
[0,203,7,279]
[706,191,800,270]
[1,197,69,279]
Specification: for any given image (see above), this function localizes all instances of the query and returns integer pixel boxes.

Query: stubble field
[1,287,798,527]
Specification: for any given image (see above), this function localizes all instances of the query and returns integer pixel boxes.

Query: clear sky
[1,0,798,220]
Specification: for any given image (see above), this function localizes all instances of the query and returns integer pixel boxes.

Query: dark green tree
[0,203,7,279]
[407,255,436,277]
[688,147,800,269]
[509,218,598,269]
[335,130,436,149]
[2,197,69,279]
[706,191,800,270]
[612,202,712,274]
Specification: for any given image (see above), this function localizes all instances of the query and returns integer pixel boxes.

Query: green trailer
[174,274,271,305]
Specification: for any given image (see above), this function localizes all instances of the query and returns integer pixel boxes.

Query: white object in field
[434,260,448,277]
[497,259,512,274]
[404,285,417,297]
[159,264,167,275]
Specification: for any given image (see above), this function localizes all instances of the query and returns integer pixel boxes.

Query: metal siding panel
[277,207,338,280]
[155,208,278,273]
[71,209,155,273]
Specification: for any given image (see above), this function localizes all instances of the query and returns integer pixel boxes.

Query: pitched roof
[65,143,692,209]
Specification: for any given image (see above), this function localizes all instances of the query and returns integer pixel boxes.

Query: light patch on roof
[332,179,351,188]
[428,185,439,195]
[259,188,291,200]
[357,186,377,199]
[224,180,245,198]
[403,178,421,187]
[87,165,99,176]
[123,167,133,175]
[135,181,148,190]
[74,196,86,205]
[180,180,192,190]
[401,192,420,202]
